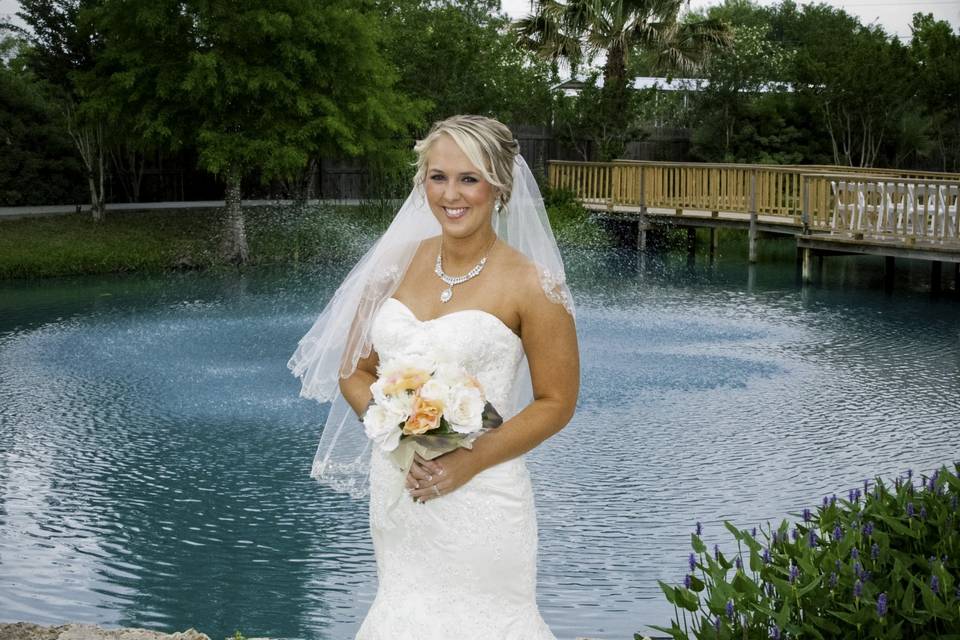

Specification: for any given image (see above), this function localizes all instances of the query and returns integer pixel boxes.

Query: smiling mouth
[443,207,468,219]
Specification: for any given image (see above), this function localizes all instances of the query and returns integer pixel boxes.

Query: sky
[501,0,958,40]
[2,0,958,43]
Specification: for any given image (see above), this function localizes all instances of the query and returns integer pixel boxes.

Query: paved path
[0,199,367,220]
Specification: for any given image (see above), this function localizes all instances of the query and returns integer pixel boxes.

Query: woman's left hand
[406,448,480,504]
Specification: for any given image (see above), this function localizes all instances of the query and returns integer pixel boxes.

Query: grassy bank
[0,194,611,280]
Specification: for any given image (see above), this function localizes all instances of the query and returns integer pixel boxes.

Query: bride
[288,115,580,639]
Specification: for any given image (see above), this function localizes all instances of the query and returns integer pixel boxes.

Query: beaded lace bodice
[370,297,525,415]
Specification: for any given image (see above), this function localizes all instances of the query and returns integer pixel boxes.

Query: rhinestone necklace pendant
[435,236,495,304]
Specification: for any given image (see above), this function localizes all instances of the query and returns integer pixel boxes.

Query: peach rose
[403,393,444,435]
[382,367,431,396]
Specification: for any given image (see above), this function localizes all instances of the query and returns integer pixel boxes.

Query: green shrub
[651,464,960,640]
[542,185,614,248]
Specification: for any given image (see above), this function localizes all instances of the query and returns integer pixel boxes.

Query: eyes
[429,173,479,185]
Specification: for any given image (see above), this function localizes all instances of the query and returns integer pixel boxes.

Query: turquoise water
[1,243,958,639]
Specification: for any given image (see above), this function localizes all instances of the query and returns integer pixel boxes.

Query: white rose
[372,379,415,418]
[418,379,450,406]
[445,384,484,434]
[363,404,403,452]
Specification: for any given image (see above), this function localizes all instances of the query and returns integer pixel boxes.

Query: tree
[14,0,111,219]
[0,33,84,205]
[909,14,960,171]
[776,2,915,168]
[378,0,554,128]
[91,0,422,263]
[514,0,730,159]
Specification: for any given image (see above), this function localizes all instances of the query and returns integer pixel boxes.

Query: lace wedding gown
[355,297,556,639]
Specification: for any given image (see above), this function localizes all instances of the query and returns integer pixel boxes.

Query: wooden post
[884,256,895,292]
[748,171,758,263]
[932,261,942,295]
[802,247,813,284]
[639,165,647,217]
[801,177,810,233]
[638,217,649,251]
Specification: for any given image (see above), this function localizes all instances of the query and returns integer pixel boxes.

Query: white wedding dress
[355,297,556,639]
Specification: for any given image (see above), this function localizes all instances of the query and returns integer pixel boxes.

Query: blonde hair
[413,115,520,207]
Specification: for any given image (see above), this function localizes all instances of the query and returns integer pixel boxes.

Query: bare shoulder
[495,243,571,331]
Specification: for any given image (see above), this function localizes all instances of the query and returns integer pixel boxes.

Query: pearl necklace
[434,236,496,303]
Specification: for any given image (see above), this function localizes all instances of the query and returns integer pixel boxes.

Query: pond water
[1,241,958,639]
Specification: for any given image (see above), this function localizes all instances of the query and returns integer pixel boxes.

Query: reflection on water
[1,244,958,640]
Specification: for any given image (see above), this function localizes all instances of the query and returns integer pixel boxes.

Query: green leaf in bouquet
[481,401,503,429]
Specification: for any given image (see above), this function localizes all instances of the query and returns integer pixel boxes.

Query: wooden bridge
[549,160,960,290]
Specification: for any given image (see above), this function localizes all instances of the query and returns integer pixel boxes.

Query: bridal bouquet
[363,356,503,477]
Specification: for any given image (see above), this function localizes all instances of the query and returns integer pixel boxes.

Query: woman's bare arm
[469,265,580,471]
[339,341,380,419]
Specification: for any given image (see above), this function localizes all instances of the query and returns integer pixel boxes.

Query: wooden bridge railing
[549,160,960,243]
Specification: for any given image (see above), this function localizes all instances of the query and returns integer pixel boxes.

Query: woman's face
[423,134,497,240]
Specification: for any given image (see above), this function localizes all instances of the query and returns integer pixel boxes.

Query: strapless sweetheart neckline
[385,297,521,343]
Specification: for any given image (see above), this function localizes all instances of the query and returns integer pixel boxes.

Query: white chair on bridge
[937,185,958,240]
[877,182,909,236]
[830,181,858,232]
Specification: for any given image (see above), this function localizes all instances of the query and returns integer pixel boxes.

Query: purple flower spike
[855,488,861,502]
[789,563,799,584]
[848,489,855,503]
[714,544,720,561]
[763,548,771,564]
[877,593,888,618]
[770,626,781,639]
[831,494,837,505]
[834,525,843,541]
[829,572,838,589]
[791,528,799,542]
[713,617,721,631]
[689,553,696,572]
[803,508,812,522]
[864,479,870,495]
[696,521,702,536]
[726,599,735,621]
[685,574,692,589]
[907,502,915,517]
[735,556,743,570]
[931,575,940,594]
[872,543,880,561]
[808,530,818,548]
[855,561,863,578]
[920,506,927,520]
[851,547,860,560]
[835,560,842,572]
[854,579,863,599]
[862,570,872,582]
[823,495,829,507]
[752,527,757,538]
[771,531,779,545]
[863,521,874,536]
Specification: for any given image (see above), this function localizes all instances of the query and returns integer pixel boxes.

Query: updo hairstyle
[413,115,520,209]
